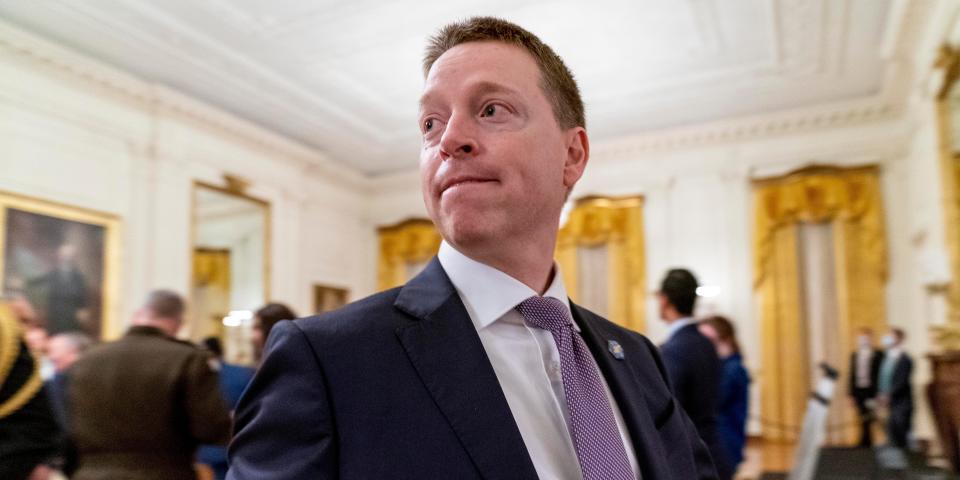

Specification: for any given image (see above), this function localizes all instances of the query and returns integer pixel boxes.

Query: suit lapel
[394,258,538,480]
[571,302,675,480]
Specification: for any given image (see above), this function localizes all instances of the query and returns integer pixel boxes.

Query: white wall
[0,22,376,334]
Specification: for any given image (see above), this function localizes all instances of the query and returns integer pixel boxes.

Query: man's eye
[481,105,498,117]
[424,119,434,131]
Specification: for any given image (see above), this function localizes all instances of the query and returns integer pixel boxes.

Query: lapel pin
[608,340,625,360]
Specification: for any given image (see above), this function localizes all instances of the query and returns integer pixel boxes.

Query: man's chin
[439,217,499,252]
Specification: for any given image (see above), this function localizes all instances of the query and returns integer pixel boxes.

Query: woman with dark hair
[251,303,297,362]
[699,315,751,475]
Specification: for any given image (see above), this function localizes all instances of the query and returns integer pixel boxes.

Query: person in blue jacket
[699,315,751,475]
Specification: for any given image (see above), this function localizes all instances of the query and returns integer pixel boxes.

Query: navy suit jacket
[228,259,717,479]
[887,353,914,413]
[660,323,727,478]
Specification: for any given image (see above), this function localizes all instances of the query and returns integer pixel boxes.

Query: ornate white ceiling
[0,0,911,176]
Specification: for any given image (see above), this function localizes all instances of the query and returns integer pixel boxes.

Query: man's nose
[439,113,479,160]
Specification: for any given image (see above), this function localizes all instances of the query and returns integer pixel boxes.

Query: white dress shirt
[438,242,640,480]
[855,347,873,388]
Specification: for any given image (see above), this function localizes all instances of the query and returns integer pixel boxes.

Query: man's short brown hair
[423,16,585,129]
[143,289,185,320]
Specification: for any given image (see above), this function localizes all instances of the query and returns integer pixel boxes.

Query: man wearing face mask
[847,328,884,448]
[877,328,913,449]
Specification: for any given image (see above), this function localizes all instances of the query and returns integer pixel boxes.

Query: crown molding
[590,96,900,162]
[0,19,370,192]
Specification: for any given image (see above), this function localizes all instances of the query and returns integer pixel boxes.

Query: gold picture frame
[313,284,349,315]
[0,190,121,340]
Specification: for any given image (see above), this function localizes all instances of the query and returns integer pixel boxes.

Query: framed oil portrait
[0,191,121,340]
[313,284,348,315]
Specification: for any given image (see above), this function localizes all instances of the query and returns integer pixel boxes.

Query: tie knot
[516,296,571,333]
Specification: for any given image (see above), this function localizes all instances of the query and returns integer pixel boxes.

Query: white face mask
[881,334,896,348]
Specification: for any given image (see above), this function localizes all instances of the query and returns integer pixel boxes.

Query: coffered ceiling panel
[0,0,898,175]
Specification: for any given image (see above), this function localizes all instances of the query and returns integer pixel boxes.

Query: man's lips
[439,176,498,194]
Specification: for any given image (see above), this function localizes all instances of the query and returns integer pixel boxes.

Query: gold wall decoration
[934,45,960,349]
[377,219,442,291]
[557,196,646,332]
[190,180,270,364]
[222,174,251,196]
[753,165,888,442]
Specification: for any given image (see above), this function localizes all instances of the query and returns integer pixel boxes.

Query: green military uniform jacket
[69,325,231,480]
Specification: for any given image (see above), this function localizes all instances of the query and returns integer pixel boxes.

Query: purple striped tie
[516,296,634,480]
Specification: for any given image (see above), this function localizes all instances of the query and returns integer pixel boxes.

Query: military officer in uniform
[0,299,61,480]
[69,290,231,480]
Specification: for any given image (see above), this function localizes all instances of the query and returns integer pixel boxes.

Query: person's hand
[28,464,53,480]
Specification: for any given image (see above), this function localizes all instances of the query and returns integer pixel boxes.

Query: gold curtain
[557,196,646,332]
[753,166,887,442]
[377,219,442,291]
[934,46,960,347]
[192,248,231,339]
[950,156,960,320]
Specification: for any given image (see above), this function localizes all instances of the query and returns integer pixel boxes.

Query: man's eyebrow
[418,81,520,111]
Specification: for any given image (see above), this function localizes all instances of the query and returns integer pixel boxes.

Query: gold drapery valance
[754,166,888,286]
[753,165,888,442]
[377,219,442,291]
[557,196,646,332]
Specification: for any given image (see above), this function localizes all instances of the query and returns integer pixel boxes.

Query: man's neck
[662,313,686,325]
[449,233,558,295]
[133,320,174,337]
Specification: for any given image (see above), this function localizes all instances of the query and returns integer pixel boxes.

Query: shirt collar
[665,317,696,342]
[437,241,572,331]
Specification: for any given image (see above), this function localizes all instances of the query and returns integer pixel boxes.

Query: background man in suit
[69,290,231,480]
[229,16,717,480]
[877,327,913,449]
[848,327,884,447]
[657,268,729,480]
[36,244,90,335]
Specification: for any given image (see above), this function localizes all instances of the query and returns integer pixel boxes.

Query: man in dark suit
[36,244,90,335]
[229,16,717,480]
[657,269,729,480]
[848,327,884,447]
[69,290,231,480]
[877,328,913,449]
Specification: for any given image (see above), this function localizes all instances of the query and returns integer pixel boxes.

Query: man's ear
[562,127,589,189]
